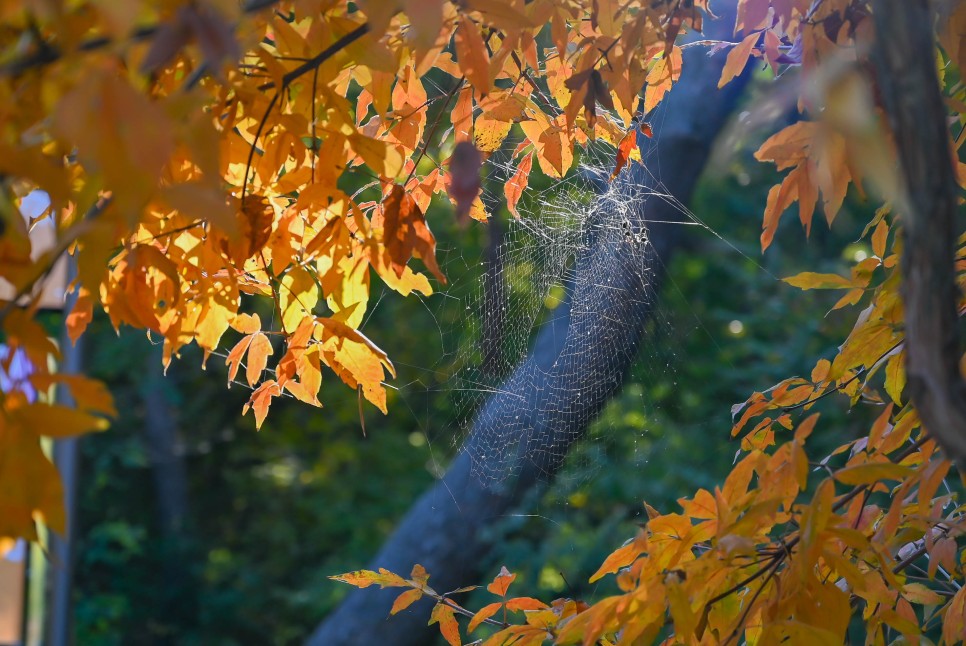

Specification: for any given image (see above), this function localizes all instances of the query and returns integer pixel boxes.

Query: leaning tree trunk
[309,5,750,644]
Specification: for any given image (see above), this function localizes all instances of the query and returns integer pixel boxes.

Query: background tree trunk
[871,0,966,467]
[141,344,197,634]
[309,4,749,644]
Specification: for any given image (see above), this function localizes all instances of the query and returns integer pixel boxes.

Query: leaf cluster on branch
[0,0,964,642]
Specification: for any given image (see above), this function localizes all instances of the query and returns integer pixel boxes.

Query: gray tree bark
[309,5,750,644]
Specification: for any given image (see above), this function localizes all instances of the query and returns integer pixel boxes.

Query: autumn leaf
[279,266,320,333]
[610,131,638,181]
[66,287,94,344]
[454,14,491,95]
[782,272,855,290]
[468,602,502,632]
[834,462,912,486]
[330,568,410,589]
[243,380,280,429]
[390,588,424,615]
[718,31,760,89]
[381,185,447,284]
[506,151,533,218]
[245,332,273,386]
[589,531,647,582]
[429,603,461,646]
[487,566,517,596]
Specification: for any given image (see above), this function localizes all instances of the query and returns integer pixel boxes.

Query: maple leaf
[718,31,760,88]
[487,565,517,596]
[382,185,447,283]
[454,15,491,95]
[506,151,533,219]
[610,130,638,181]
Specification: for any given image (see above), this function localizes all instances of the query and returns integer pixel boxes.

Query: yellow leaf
[316,317,395,413]
[330,568,410,589]
[871,219,889,258]
[644,46,682,115]
[279,266,319,333]
[12,402,109,437]
[883,352,904,405]
[718,32,759,89]
[834,462,911,486]
[349,133,404,178]
[473,115,512,152]
[782,272,855,290]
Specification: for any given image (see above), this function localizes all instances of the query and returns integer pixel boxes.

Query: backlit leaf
[391,588,424,615]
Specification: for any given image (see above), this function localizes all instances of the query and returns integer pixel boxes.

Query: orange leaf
[718,32,760,89]
[245,332,273,386]
[429,603,461,646]
[242,379,280,430]
[506,597,548,611]
[66,288,94,345]
[794,413,819,443]
[390,588,424,615]
[834,462,911,486]
[506,151,532,219]
[943,588,966,644]
[410,563,430,586]
[610,131,637,181]
[316,317,395,413]
[12,402,110,437]
[226,333,255,386]
[487,566,516,596]
[454,15,490,95]
[589,532,647,583]
[382,185,446,283]
[643,46,682,115]
[468,601,502,632]
[230,313,262,335]
[871,219,889,258]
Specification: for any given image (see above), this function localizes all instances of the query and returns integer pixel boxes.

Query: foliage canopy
[0,0,965,643]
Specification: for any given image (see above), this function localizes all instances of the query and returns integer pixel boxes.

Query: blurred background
[1,80,885,646]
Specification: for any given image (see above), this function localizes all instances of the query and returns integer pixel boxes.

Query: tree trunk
[141,344,197,634]
[309,5,749,644]
[872,0,966,467]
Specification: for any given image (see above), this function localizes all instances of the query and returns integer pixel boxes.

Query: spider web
[416,134,709,488]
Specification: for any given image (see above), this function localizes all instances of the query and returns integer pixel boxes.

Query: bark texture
[308,5,749,644]
[872,0,966,466]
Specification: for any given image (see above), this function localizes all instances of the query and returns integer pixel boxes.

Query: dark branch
[872,0,966,467]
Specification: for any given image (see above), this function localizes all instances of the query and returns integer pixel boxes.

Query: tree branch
[871,0,966,467]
